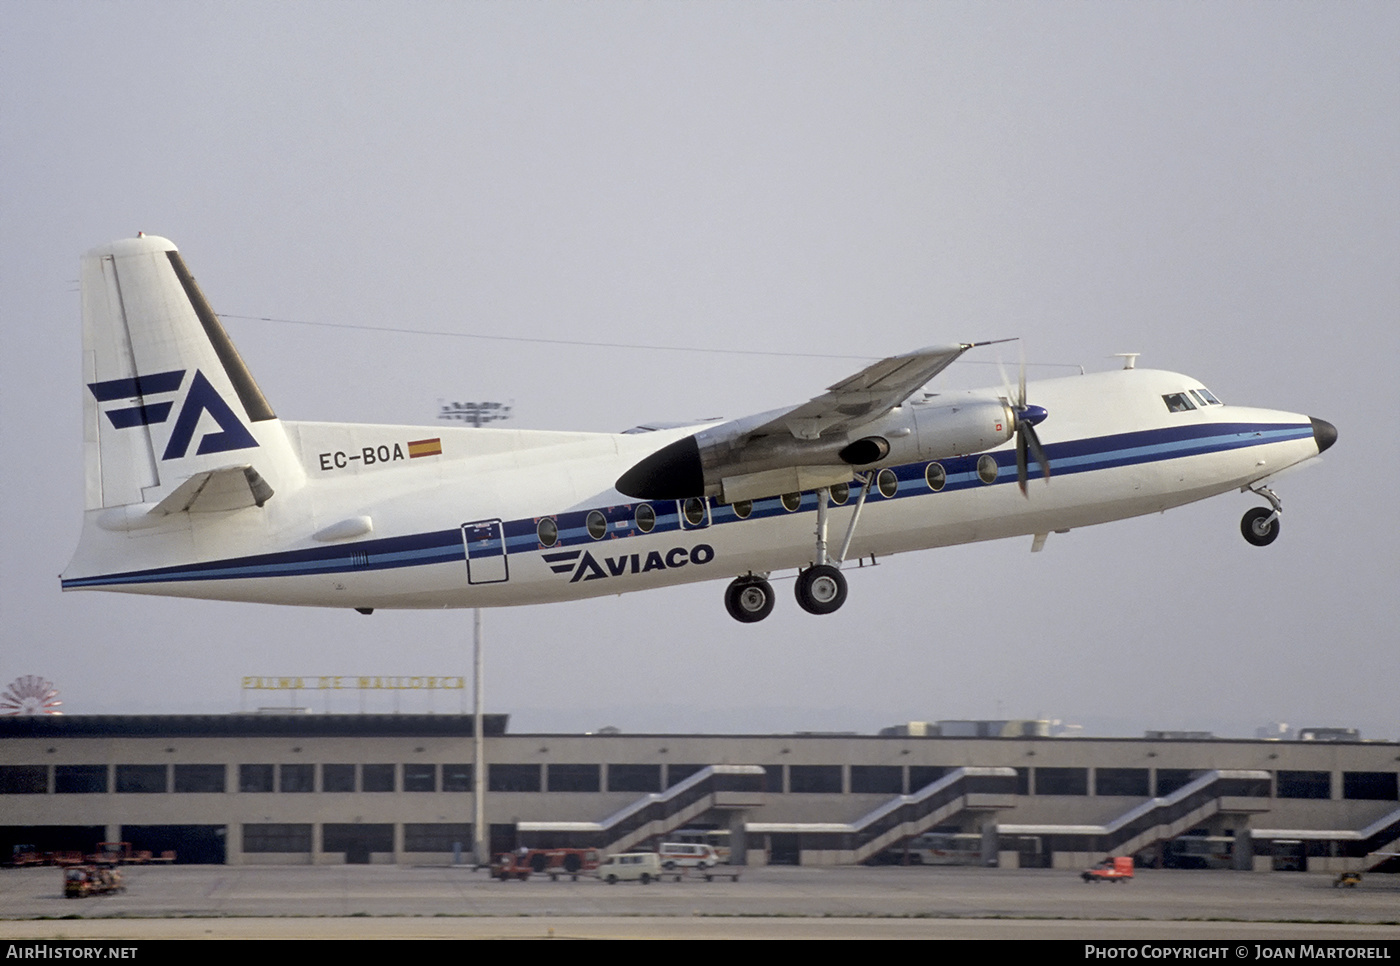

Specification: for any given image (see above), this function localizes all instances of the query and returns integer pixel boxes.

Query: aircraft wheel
[1241,507,1280,547]
[725,577,775,623]
[795,565,847,616]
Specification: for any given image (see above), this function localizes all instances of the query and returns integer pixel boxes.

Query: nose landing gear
[1241,484,1283,547]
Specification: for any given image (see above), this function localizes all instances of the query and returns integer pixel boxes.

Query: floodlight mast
[440,399,513,868]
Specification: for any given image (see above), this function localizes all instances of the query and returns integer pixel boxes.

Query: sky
[1,1,1396,739]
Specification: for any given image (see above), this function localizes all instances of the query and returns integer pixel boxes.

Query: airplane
[61,234,1337,622]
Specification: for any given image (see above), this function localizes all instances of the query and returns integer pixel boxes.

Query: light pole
[439,400,512,868]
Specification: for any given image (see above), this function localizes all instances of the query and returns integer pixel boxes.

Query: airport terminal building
[3,714,1398,873]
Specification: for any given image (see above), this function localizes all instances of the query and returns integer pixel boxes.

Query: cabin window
[1162,393,1196,413]
[876,469,898,498]
[977,454,999,484]
[731,500,753,519]
[781,492,802,512]
[634,503,656,533]
[829,482,849,505]
[925,462,946,492]
[536,517,558,548]
[586,510,608,539]
[682,497,708,527]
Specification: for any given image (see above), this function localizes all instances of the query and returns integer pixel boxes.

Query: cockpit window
[1162,392,1196,413]
[1195,387,1222,405]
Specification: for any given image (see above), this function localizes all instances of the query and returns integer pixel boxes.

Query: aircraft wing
[752,344,974,441]
[616,343,990,501]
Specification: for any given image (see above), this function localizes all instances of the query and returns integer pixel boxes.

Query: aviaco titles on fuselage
[61,235,1337,622]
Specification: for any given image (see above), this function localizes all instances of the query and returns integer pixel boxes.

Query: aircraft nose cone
[1310,417,1337,454]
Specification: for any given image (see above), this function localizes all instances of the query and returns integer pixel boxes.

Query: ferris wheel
[1,676,62,715]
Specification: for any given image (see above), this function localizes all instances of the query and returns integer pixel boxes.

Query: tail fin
[76,234,304,517]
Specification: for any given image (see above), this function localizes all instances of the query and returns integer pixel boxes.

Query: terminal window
[1095,768,1149,797]
[404,823,472,852]
[548,763,600,792]
[789,765,842,794]
[404,764,437,792]
[239,764,275,793]
[362,764,396,792]
[243,823,311,853]
[1343,772,1397,800]
[1155,769,1198,796]
[607,763,661,793]
[442,764,473,792]
[1035,768,1088,796]
[115,764,168,794]
[0,765,46,794]
[55,764,108,794]
[850,765,903,794]
[908,767,949,792]
[322,764,355,793]
[279,764,314,793]
[1277,771,1331,799]
[174,764,226,793]
[489,763,542,792]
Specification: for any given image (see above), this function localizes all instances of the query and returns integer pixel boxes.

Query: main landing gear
[724,575,775,623]
[794,564,847,615]
[723,476,872,623]
[1241,484,1283,547]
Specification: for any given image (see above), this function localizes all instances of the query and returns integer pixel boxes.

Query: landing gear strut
[1241,484,1282,547]
[722,478,871,622]
[724,575,775,623]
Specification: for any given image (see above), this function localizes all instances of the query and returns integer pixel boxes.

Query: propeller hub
[1017,404,1048,427]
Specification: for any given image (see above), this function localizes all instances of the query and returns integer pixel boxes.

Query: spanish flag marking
[408,438,443,459]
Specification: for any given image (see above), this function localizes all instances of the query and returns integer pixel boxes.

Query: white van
[598,852,662,884]
[659,842,720,870]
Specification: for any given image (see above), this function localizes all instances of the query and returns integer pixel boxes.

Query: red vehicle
[492,848,601,881]
[1082,856,1134,883]
[490,852,532,881]
[63,865,125,898]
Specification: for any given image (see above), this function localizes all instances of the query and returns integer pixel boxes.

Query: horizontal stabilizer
[150,465,274,514]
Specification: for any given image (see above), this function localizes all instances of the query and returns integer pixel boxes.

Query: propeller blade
[1016,429,1029,496]
[1023,421,1051,482]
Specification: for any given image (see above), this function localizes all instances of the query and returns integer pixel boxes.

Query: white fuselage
[61,366,1324,610]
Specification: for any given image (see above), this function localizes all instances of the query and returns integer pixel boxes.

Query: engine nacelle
[908,392,1016,460]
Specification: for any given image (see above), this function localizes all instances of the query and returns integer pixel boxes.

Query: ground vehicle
[598,852,662,884]
[490,852,532,881]
[63,865,124,898]
[528,848,601,880]
[882,832,983,866]
[668,829,732,863]
[658,842,720,870]
[1082,856,1134,883]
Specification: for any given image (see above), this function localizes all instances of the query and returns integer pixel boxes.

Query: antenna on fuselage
[1114,353,1140,370]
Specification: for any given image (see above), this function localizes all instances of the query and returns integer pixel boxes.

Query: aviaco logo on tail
[88,369,257,459]
[543,544,716,583]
